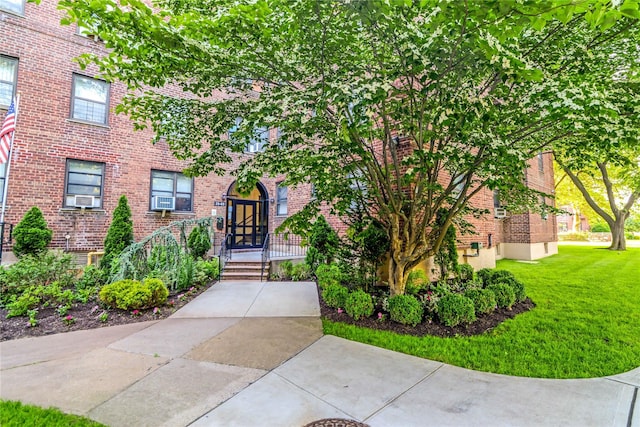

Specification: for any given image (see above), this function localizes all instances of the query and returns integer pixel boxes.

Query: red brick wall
[0,5,312,252]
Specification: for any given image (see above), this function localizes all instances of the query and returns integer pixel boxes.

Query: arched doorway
[225,181,269,249]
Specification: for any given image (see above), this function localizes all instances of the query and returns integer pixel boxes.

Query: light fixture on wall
[221,194,227,201]
[392,135,401,146]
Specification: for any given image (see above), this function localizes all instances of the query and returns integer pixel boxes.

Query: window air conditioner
[151,196,176,211]
[494,207,507,219]
[73,195,95,208]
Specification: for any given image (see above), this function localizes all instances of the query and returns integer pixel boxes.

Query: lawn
[324,245,640,378]
[0,400,106,426]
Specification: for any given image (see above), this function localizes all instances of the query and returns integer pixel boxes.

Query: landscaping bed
[0,283,212,342]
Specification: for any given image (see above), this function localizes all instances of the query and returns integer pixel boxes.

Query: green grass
[0,400,106,427]
[324,245,640,378]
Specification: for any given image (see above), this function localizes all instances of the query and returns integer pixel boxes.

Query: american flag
[0,99,16,165]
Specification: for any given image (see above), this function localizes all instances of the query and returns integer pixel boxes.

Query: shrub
[437,293,476,327]
[345,290,374,320]
[388,294,423,326]
[458,264,474,283]
[291,263,312,281]
[175,252,195,291]
[279,260,294,280]
[487,283,516,309]
[315,264,342,288]
[476,268,493,287]
[76,265,107,290]
[405,269,429,295]
[187,225,212,259]
[305,216,340,270]
[508,279,527,302]
[101,195,134,273]
[5,282,75,318]
[464,288,496,315]
[591,223,610,232]
[490,270,516,284]
[322,284,349,309]
[99,278,168,310]
[12,206,53,258]
[0,251,75,305]
[194,258,220,284]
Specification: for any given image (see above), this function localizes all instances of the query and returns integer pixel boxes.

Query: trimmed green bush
[315,264,342,288]
[101,195,134,273]
[405,269,429,295]
[187,225,211,259]
[487,283,516,309]
[490,270,516,284]
[464,288,496,315]
[388,294,423,326]
[322,284,349,309]
[458,264,474,283]
[437,293,476,327]
[345,290,374,320]
[477,268,493,287]
[12,207,52,258]
[99,278,168,310]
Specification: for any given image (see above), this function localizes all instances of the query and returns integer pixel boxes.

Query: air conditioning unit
[73,195,95,208]
[151,196,175,211]
[494,207,507,219]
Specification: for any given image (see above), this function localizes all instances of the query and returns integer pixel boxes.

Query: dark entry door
[228,199,265,249]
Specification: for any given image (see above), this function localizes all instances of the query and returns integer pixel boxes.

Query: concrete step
[221,271,269,281]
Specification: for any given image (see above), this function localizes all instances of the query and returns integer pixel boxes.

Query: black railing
[268,233,307,259]
[217,233,232,277]
[260,233,270,282]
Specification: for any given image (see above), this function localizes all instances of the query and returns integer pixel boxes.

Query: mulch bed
[0,283,213,342]
[318,285,535,337]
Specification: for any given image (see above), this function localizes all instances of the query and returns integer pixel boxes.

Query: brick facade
[0,3,556,265]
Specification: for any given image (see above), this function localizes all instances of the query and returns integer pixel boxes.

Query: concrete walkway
[1,281,638,427]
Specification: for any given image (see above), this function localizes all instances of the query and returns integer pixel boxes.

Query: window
[0,56,18,108]
[64,159,104,208]
[538,152,544,173]
[0,0,24,15]
[276,182,287,216]
[151,170,193,212]
[247,127,269,153]
[71,74,110,124]
[493,190,501,208]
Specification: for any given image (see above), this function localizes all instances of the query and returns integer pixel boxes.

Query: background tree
[55,0,640,294]
[12,206,52,258]
[101,195,134,272]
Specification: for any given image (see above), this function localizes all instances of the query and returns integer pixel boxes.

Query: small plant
[437,293,476,327]
[305,215,340,270]
[63,314,75,326]
[57,305,70,317]
[131,309,141,316]
[487,283,516,309]
[5,282,75,318]
[458,264,474,283]
[322,283,349,309]
[12,206,53,258]
[27,309,38,327]
[405,269,429,295]
[279,260,294,280]
[98,311,108,322]
[508,279,527,302]
[187,225,212,259]
[99,278,169,310]
[464,288,497,315]
[345,290,374,320]
[76,265,107,290]
[291,263,312,281]
[388,294,424,326]
[315,264,342,288]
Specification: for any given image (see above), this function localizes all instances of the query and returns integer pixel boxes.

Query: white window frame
[0,0,24,15]
[0,56,18,108]
[276,182,288,216]
[150,170,194,212]
[70,74,110,125]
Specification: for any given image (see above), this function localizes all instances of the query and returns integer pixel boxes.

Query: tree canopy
[54,0,640,293]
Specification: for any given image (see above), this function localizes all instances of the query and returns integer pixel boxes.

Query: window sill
[145,211,196,217]
[59,208,106,214]
[66,118,110,128]
[275,214,288,218]
[0,8,25,18]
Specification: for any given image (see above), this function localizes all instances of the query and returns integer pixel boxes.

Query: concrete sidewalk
[1,280,638,427]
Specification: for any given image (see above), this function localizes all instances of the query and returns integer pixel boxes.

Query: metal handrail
[218,233,232,277]
[260,233,270,282]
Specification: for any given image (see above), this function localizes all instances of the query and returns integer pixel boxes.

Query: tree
[55,0,640,294]
[101,195,134,272]
[554,84,640,250]
[12,206,52,257]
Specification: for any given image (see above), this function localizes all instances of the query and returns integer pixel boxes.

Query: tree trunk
[609,216,626,251]
[388,255,408,296]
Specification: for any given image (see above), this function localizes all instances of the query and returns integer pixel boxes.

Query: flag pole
[0,93,20,226]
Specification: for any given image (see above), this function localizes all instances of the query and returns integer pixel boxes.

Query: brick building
[0,0,556,268]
